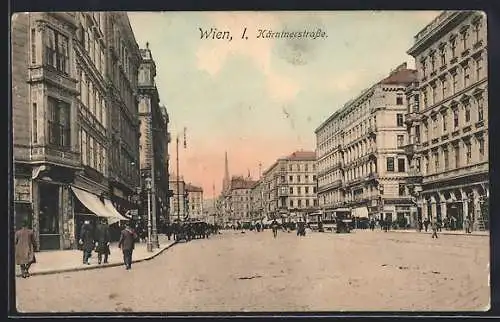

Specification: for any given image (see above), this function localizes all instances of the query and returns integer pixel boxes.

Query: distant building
[315,63,417,225]
[261,151,318,221]
[137,43,171,230]
[185,184,203,220]
[169,175,186,222]
[406,11,488,230]
[222,176,257,225]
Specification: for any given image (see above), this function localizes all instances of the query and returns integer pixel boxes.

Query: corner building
[315,64,417,226]
[11,12,141,250]
[261,151,318,221]
[406,11,488,230]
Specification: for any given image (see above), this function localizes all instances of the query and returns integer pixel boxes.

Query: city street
[15,229,489,312]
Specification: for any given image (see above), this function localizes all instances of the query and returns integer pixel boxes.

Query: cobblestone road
[15,229,489,312]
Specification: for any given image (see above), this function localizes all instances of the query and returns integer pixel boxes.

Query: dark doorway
[38,183,60,250]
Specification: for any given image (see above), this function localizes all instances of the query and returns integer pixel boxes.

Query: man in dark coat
[94,218,111,264]
[79,220,94,265]
[15,219,37,278]
[118,222,138,270]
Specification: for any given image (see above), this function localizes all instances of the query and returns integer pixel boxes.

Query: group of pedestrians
[79,219,138,270]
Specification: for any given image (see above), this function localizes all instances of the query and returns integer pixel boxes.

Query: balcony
[31,145,81,168]
[403,143,420,156]
[404,112,421,125]
[28,66,78,94]
[365,172,378,181]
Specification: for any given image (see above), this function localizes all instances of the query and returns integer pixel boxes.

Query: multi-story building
[137,43,171,239]
[169,175,186,222]
[11,12,137,250]
[250,179,265,221]
[104,12,142,222]
[406,11,488,230]
[315,63,417,226]
[185,184,203,220]
[261,151,318,221]
[223,176,256,225]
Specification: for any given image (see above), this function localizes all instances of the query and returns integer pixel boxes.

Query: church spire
[222,151,230,192]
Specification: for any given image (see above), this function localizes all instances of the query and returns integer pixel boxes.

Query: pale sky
[128,11,441,198]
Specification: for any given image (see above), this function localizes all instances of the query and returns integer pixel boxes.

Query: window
[313,186,317,193]
[430,52,436,72]
[298,199,302,207]
[31,28,36,64]
[397,114,404,127]
[432,116,438,138]
[465,141,472,164]
[305,175,309,181]
[454,144,460,168]
[32,103,37,144]
[289,200,294,207]
[305,186,309,194]
[421,58,427,77]
[313,175,317,181]
[433,151,439,172]
[398,184,405,196]
[453,109,459,128]
[461,30,468,51]
[452,73,458,94]
[477,96,484,121]
[47,97,70,148]
[440,47,446,66]
[89,136,94,168]
[298,187,302,195]
[440,150,448,173]
[424,156,429,174]
[44,28,69,74]
[423,89,428,107]
[289,165,292,171]
[397,135,404,147]
[478,136,485,159]
[473,20,481,43]
[396,97,403,105]
[289,187,293,194]
[423,122,428,141]
[442,112,447,132]
[297,175,300,183]
[450,37,457,58]
[431,84,437,105]
[397,158,405,172]
[441,78,447,98]
[415,125,421,143]
[386,157,394,172]
[475,57,482,81]
[306,199,310,207]
[464,102,471,122]
[463,65,470,87]
[305,164,308,171]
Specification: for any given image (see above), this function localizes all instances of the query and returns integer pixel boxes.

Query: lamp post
[145,177,153,252]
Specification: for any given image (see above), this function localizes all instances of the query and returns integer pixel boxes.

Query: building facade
[315,64,417,227]
[103,12,142,223]
[250,179,265,221]
[185,184,203,220]
[406,11,488,230]
[222,176,256,225]
[11,12,140,250]
[261,151,318,221]
[137,43,171,236]
[169,175,186,222]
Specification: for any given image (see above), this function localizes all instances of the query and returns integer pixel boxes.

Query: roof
[379,63,417,85]
[185,184,203,192]
[279,150,316,161]
[230,176,257,190]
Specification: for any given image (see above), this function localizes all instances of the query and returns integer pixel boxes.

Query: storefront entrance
[447,203,463,230]
[38,182,61,250]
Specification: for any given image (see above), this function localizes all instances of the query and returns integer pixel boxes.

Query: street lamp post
[145,177,153,252]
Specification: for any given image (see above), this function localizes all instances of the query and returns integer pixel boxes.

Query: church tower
[222,151,230,192]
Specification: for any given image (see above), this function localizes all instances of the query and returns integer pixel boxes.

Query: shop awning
[352,206,369,218]
[103,199,130,222]
[71,187,125,225]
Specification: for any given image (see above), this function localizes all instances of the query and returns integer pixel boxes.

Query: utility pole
[151,120,159,249]
[176,136,180,222]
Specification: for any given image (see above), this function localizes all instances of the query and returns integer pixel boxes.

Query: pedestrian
[79,220,95,265]
[424,218,430,232]
[15,219,37,278]
[94,218,111,265]
[118,222,138,270]
[431,218,438,239]
[437,218,442,232]
[270,219,279,238]
[418,218,423,232]
[369,219,375,231]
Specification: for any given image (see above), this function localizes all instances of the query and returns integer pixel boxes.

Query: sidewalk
[385,229,489,237]
[16,235,177,277]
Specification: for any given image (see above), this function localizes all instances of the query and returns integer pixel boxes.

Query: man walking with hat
[15,219,37,278]
[118,222,138,270]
